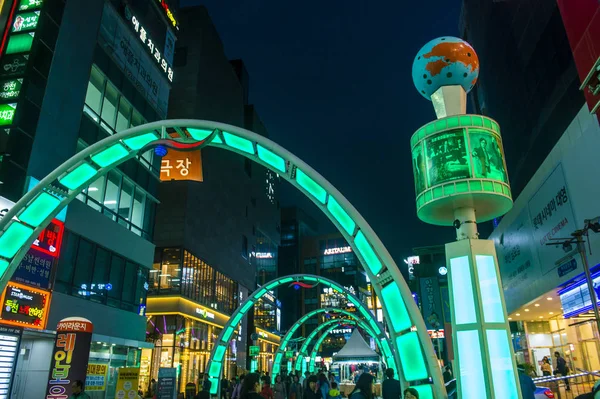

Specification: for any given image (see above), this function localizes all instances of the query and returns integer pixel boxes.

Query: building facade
[145,5,281,388]
[0,0,178,397]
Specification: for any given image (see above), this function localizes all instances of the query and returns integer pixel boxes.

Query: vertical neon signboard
[45,317,93,399]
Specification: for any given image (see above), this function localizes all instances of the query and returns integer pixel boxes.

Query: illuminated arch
[271,307,387,381]
[205,275,394,385]
[0,120,445,399]
[307,321,356,373]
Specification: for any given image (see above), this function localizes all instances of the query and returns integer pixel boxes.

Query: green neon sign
[286,350,294,359]
[0,79,22,100]
[0,104,17,126]
[12,11,40,32]
[5,33,34,55]
[249,345,260,357]
[19,0,43,11]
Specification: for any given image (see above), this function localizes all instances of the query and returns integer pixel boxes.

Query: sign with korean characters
[0,104,16,126]
[18,0,43,11]
[0,78,22,100]
[12,11,39,32]
[116,367,140,399]
[86,363,108,391]
[11,248,54,289]
[160,150,203,182]
[0,282,50,329]
[45,317,94,399]
[527,163,576,276]
[249,345,260,357]
[157,368,177,399]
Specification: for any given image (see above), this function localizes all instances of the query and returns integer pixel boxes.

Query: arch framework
[205,274,396,389]
[0,120,445,399]
[271,307,385,382]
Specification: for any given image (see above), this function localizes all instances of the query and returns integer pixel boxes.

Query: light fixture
[549,312,554,315]
[535,304,540,307]
[516,313,521,316]
[524,309,530,312]
[438,266,448,276]
[508,317,512,320]
[539,316,543,319]
[547,297,553,301]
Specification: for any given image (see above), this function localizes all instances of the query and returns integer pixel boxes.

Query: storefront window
[151,248,238,314]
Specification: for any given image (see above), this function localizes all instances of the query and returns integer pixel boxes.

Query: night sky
[183,1,463,265]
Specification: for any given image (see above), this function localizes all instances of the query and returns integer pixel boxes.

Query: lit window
[101,82,118,130]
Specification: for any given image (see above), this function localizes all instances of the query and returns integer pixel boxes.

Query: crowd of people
[222,368,420,399]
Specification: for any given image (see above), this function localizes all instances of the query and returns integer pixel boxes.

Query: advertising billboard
[116,367,140,399]
[468,129,508,183]
[45,317,94,399]
[423,129,470,187]
[0,282,50,329]
[160,150,203,182]
[85,363,108,391]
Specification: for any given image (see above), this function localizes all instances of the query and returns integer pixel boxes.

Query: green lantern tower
[411,37,522,399]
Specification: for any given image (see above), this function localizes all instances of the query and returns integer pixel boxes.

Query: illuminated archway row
[205,275,395,390]
[0,120,444,399]
[308,321,350,373]
[271,307,387,382]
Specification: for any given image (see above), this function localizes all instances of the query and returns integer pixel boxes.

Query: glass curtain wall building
[0,0,176,397]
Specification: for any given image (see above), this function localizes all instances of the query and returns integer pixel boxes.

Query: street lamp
[548,217,600,336]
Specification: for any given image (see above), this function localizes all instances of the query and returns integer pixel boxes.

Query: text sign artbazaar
[45,318,93,399]
[323,246,352,255]
[0,104,16,126]
[0,79,22,100]
[160,150,203,182]
[12,11,39,32]
[0,282,49,329]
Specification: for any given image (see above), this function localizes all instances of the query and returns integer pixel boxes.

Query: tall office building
[459,0,584,197]
[278,206,318,332]
[462,0,600,374]
[0,0,176,397]
[146,5,281,384]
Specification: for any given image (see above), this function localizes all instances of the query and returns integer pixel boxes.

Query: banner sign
[45,317,93,399]
[0,326,22,399]
[0,282,50,329]
[85,363,108,391]
[157,368,177,399]
[116,367,140,399]
[12,247,54,289]
[419,277,443,330]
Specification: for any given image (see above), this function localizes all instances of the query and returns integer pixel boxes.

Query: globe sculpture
[412,36,480,99]
[410,37,511,229]
[410,37,521,399]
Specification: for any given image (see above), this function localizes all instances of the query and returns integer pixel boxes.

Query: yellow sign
[116,367,140,399]
[85,363,108,391]
[160,150,203,182]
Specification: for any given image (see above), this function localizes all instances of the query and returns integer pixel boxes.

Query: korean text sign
[0,282,50,329]
[116,367,140,399]
[45,317,93,399]
[85,363,108,391]
[160,150,203,182]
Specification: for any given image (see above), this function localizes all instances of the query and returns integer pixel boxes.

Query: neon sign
[156,0,178,29]
[0,282,50,329]
[195,308,215,319]
[12,11,39,32]
[0,78,22,99]
[32,219,64,258]
[255,252,274,259]
[323,246,352,255]
[78,283,112,297]
[0,103,16,126]
[129,13,173,82]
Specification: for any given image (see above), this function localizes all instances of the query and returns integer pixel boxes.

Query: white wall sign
[255,252,273,259]
[323,246,351,255]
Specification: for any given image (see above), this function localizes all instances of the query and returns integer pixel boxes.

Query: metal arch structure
[0,119,445,399]
[271,307,387,382]
[307,322,356,374]
[205,274,395,391]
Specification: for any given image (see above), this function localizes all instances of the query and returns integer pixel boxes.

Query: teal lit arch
[205,274,394,388]
[307,322,351,373]
[0,120,445,399]
[271,307,389,382]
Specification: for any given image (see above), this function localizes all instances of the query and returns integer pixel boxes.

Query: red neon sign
[157,0,178,28]
[32,219,64,258]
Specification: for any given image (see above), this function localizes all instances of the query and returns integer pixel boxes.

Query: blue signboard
[559,271,600,318]
[558,259,578,278]
[11,247,53,289]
